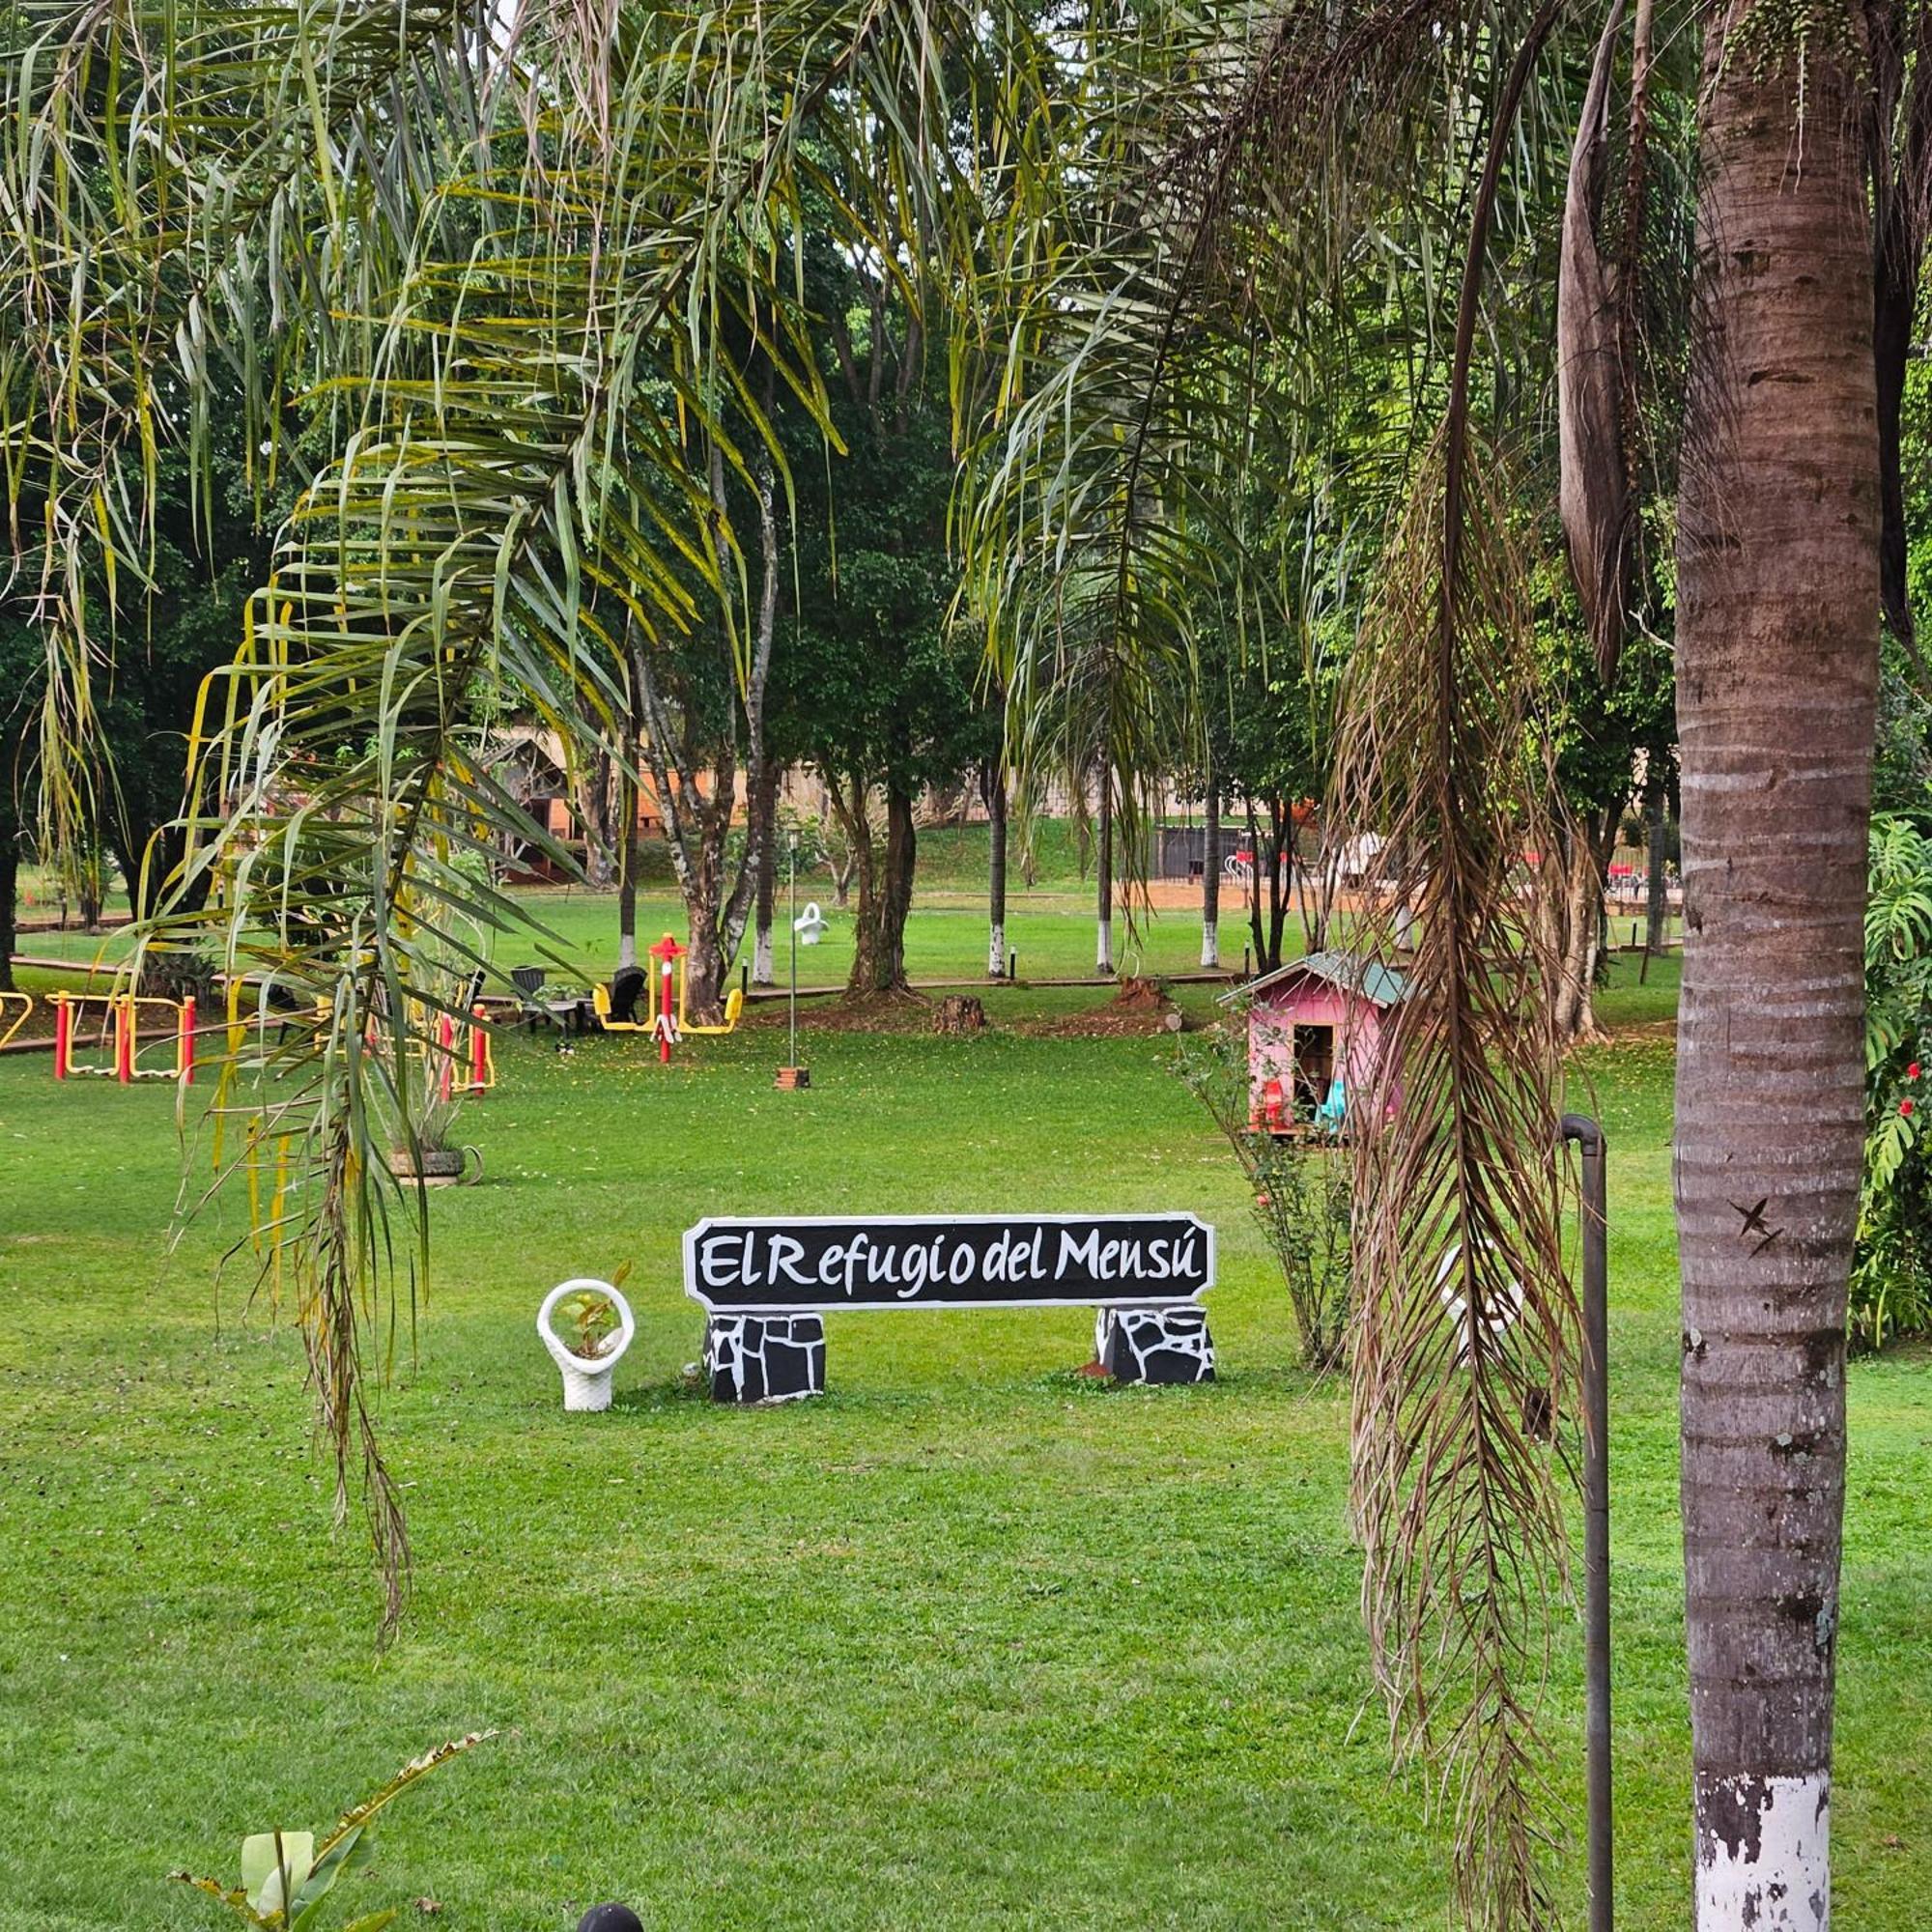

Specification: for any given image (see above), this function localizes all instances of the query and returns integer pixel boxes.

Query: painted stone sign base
[1094,1306,1215,1384]
[705,1314,826,1403]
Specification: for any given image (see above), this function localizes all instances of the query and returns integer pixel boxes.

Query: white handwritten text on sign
[682,1213,1215,1315]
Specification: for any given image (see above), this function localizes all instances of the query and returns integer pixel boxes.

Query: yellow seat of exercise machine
[679,983,743,1037]
[591,983,650,1033]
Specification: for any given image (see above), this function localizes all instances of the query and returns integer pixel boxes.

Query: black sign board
[683,1213,1215,1316]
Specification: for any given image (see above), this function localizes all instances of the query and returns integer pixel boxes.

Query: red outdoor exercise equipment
[52,991,197,1085]
[648,932,683,1065]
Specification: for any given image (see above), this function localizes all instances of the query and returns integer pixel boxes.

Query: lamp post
[1561,1112,1612,1932]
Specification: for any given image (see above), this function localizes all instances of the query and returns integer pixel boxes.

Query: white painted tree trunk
[1200,919,1219,970]
[1695,1774,1830,1930]
[1095,918,1113,976]
[987,923,1005,979]
[617,932,637,971]
[753,926,774,985]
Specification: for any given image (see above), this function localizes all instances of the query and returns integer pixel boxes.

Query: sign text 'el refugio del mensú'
[683,1213,1215,1315]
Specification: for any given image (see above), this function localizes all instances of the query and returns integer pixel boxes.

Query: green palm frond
[0,0,500,874]
[5,0,1058,1633]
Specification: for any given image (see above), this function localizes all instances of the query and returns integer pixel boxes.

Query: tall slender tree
[1671,14,1878,1917]
[984,744,1009,980]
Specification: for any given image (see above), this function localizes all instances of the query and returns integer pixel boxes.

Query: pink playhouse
[1240,950,1409,1135]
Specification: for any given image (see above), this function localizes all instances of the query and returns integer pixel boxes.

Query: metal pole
[1561,1112,1611,1932]
[787,834,798,1071]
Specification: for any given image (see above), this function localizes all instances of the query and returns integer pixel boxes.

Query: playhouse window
[1293,1024,1335,1111]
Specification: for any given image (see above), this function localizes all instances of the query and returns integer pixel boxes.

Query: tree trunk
[1202,779,1222,970]
[1674,23,1879,1925]
[752,760,780,985]
[848,779,915,996]
[984,757,1008,980]
[0,811,16,994]
[681,867,726,1022]
[579,748,615,889]
[1094,760,1114,976]
[78,851,101,933]
[1645,774,1670,953]
[1549,806,1615,1043]
[616,755,640,972]
[1245,797,1292,974]
[836,776,881,992]
[879,781,916,989]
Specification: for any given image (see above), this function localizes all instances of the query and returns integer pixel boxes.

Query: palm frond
[1324,8,1577,1919]
[1331,428,1574,1929]
[61,0,1050,1633]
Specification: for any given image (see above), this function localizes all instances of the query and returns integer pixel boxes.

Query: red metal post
[116,996,133,1084]
[54,992,70,1080]
[648,932,684,1065]
[180,997,197,1084]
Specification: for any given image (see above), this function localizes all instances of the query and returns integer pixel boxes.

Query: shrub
[1175,1013,1351,1368]
[1855,813,1932,1349]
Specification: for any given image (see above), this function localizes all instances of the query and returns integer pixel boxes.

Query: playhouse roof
[1236,949,1411,1009]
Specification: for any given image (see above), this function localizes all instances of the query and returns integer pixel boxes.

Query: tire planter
[386,1145,481,1186]
[537,1277,637,1412]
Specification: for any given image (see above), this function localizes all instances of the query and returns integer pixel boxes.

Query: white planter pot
[537,1278,637,1411]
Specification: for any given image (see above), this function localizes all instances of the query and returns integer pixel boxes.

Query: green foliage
[1174,1014,1352,1369]
[777,342,994,803]
[171,1733,493,1930]
[554,1286,623,1361]
[1856,811,1932,1349]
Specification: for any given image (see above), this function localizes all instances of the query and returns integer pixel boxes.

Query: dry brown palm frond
[1559,0,1636,684]
[1331,421,1577,1932]
[1321,10,1583,1916]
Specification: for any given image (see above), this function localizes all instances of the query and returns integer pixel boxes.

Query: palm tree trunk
[1675,18,1879,1923]
[984,756,1008,979]
[1094,759,1114,976]
[1202,777,1222,970]
[579,747,615,889]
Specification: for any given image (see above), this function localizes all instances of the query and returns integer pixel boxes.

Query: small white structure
[537,1277,637,1411]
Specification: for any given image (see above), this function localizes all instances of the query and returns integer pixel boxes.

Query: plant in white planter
[538,1275,637,1411]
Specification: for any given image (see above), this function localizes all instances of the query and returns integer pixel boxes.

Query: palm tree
[1669,13,1876,1918]
[965,5,1901,1924]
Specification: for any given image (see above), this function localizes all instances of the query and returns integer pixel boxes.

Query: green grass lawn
[4,954,1924,1929]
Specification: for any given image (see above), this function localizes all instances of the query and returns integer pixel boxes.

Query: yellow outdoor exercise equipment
[0,991,32,1051]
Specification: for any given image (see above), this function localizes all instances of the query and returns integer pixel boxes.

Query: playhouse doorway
[1292,1024,1335,1112]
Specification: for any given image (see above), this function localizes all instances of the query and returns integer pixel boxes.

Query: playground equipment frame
[52,990,197,1085]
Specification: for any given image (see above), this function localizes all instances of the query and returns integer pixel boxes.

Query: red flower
[1255,1192,1271,1208]
[1903,1099,1916,1118]
[1911,1063,1922,1081]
